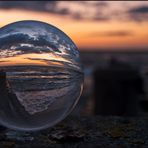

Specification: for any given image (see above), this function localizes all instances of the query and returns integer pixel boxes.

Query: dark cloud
[0,1,71,16]
[0,1,109,21]
[0,33,60,53]
[0,34,30,48]
[129,6,148,14]
[90,31,133,37]
[128,6,148,22]
[0,1,62,14]
[0,33,65,59]
[1,1,148,23]
[12,45,49,54]
[0,1,55,12]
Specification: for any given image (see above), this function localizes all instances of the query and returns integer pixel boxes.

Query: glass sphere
[0,21,83,131]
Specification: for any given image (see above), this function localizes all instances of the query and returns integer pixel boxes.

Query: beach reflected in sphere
[0,21,83,131]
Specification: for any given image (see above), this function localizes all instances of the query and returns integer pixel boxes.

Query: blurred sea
[5,66,83,115]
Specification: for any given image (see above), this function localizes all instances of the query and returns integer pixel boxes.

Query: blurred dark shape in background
[93,57,144,116]
[72,51,148,117]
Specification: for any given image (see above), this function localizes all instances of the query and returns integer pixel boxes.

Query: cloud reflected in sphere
[0,20,83,131]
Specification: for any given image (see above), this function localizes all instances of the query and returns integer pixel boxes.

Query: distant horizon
[79,48,148,52]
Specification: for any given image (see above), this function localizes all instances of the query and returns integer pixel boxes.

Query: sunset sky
[0,1,148,51]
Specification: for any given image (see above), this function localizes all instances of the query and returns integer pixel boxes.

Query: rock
[0,116,148,147]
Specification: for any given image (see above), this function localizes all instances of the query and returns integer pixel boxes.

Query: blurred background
[0,1,148,116]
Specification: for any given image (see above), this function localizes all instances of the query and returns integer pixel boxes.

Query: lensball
[0,20,83,131]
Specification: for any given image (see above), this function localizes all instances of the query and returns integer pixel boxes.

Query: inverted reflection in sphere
[0,21,83,131]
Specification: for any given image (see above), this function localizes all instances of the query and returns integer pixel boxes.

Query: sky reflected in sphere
[0,21,83,131]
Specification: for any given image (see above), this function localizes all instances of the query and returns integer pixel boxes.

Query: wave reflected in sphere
[0,21,83,131]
